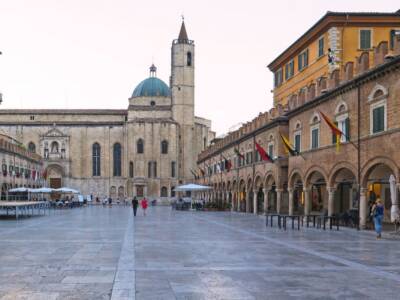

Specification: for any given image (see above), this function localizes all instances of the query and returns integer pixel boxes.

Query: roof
[0,109,127,115]
[267,10,400,70]
[178,21,189,42]
[132,77,171,98]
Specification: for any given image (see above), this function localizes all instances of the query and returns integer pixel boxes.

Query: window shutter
[390,29,396,49]
[345,118,350,141]
[305,49,309,66]
[378,106,385,131]
[332,122,338,144]
[298,54,303,71]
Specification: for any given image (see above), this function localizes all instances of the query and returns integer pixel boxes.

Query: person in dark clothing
[132,197,139,216]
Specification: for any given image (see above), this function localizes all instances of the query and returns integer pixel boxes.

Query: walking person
[132,197,139,217]
[371,198,384,239]
[141,198,148,216]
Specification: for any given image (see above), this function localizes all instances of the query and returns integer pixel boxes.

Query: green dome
[132,77,170,98]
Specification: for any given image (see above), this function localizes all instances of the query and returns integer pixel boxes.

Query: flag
[319,111,344,151]
[190,169,198,179]
[221,155,232,172]
[279,133,298,156]
[255,142,273,162]
[199,168,205,177]
[234,148,244,160]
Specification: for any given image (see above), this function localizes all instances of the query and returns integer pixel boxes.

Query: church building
[0,22,215,202]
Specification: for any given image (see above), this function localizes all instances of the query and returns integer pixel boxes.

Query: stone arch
[335,100,348,115]
[361,156,399,187]
[110,186,116,198]
[309,112,320,124]
[298,88,306,106]
[160,186,168,197]
[264,172,276,188]
[254,174,263,189]
[288,168,305,189]
[328,161,357,188]
[368,83,388,102]
[305,165,328,186]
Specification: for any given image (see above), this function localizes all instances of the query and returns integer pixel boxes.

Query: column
[288,188,294,216]
[276,189,283,214]
[328,187,336,216]
[304,187,310,216]
[359,188,368,229]
[263,188,269,214]
[246,192,251,213]
[253,190,258,215]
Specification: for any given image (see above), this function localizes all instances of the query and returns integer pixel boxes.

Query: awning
[174,184,212,192]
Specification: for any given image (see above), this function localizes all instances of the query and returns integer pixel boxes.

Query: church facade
[0,22,215,202]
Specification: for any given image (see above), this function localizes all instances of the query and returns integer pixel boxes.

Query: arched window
[187,52,192,66]
[137,139,144,154]
[92,143,101,176]
[113,143,121,176]
[171,186,176,197]
[28,142,36,153]
[129,161,134,178]
[161,186,168,197]
[161,140,168,154]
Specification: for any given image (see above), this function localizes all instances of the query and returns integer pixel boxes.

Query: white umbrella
[8,187,31,192]
[389,174,399,223]
[55,187,80,194]
[30,187,54,193]
[174,184,212,191]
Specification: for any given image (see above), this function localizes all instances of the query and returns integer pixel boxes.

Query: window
[268,144,274,158]
[92,143,101,176]
[137,139,144,154]
[311,127,319,149]
[171,186,176,197]
[318,37,324,57]
[255,150,260,162]
[28,142,36,153]
[298,49,309,71]
[294,133,301,153]
[372,105,385,134]
[50,141,59,153]
[274,68,283,87]
[129,161,134,178]
[187,52,192,66]
[161,187,168,197]
[285,59,294,80]
[335,118,350,143]
[390,29,399,49]
[161,140,168,154]
[360,29,371,49]
[30,115,35,120]
[113,143,121,176]
[246,152,253,165]
[171,161,176,178]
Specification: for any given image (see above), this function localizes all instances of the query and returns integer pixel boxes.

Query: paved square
[1,206,400,299]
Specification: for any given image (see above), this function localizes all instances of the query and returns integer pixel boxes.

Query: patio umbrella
[174,184,212,191]
[54,187,80,194]
[8,187,31,192]
[30,187,55,193]
[389,174,399,223]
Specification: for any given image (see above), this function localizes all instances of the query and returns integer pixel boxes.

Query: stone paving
[1,206,400,299]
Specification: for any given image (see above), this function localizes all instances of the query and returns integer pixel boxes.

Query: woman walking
[132,196,139,217]
[372,198,384,239]
[141,198,148,216]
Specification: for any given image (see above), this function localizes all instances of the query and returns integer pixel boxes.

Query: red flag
[319,110,344,151]
[255,142,273,162]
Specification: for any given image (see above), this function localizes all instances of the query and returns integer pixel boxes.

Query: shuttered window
[285,59,294,80]
[360,29,371,50]
[372,106,385,133]
[294,134,301,153]
[298,49,309,71]
[318,37,324,57]
[311,128,319,149]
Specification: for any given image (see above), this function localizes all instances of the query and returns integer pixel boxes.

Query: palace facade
[0,22,215,202]
[197,10,400,228]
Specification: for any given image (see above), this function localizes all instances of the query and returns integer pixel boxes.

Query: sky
[0,0,399,135]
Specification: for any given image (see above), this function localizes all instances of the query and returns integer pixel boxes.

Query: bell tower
[171,19,195,181]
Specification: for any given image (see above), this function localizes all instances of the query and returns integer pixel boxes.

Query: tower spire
[178,18,189,43]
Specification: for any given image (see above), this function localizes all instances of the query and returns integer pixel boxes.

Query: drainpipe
[357,84,361,230]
